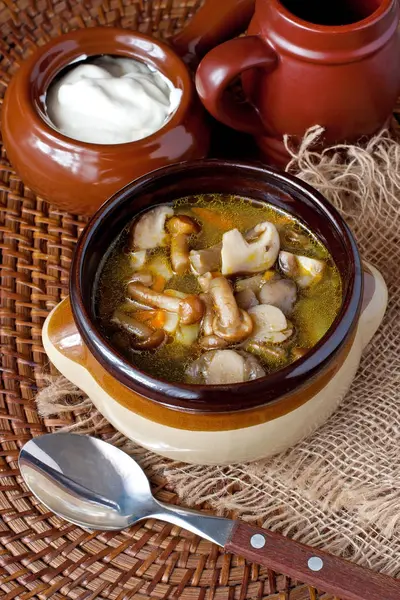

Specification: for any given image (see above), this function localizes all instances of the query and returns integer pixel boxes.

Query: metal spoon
[19,433,399,600]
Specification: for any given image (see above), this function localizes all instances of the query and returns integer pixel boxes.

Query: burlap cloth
[37,124,400,577]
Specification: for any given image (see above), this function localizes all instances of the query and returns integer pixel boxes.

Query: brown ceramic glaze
[170,0,255,69]
[195,0,400,165]
[47,296,355,431]
[1,28,210,216]
[69,159,363,414]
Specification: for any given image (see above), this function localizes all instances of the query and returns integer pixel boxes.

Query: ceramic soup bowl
[42,160,387,465]
[2,28,210,216]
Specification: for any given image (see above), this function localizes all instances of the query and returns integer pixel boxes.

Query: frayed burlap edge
[36,124,400,576]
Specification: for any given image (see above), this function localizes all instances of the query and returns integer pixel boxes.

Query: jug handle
[195,36,277,135]
[170,0,256,69]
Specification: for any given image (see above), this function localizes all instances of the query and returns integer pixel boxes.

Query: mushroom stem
[112,309,166,350]
[200,293,214,336]
[127,283,204,325]
[209,277,253,342]
[171,234,190,275]
[210,277,241,328]
[167,215,201,275]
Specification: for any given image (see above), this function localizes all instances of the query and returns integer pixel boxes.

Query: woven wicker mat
[0,2,362,600]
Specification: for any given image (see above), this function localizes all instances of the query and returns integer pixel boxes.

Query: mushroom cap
[248,304,293,344]
[235,288,259,311]
[131,329,166,350]
[167,215,201,235]
[178,295,205,325]
[186,349,265,384]
[111,309,166,350]
[258,279,297,315]
[213,309,253,343]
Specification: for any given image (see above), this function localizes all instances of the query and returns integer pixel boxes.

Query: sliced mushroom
[190,243,221,275]
[247,304,293,344]
[130,205,174,250]
[221,221,280,275]
[279,251,325,288]
[129,250,147,271]
[258,279,297,316]
[235,288,259,311]
[147,255,173,283]
[209,277,253,343]
[234,274,264,293]
[166,215,201,275]
[128,272,153,287]
[186,349,265,385]
[127,282,204,325]
[112,308,166,350]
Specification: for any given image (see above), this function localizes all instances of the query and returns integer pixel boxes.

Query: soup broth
[96,195,342,385]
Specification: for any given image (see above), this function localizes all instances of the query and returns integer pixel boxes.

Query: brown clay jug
[170,0,255,68]
[195,0,400,165]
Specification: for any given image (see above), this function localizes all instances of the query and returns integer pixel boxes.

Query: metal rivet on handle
[308,557,324,572]
[250,534,266,549]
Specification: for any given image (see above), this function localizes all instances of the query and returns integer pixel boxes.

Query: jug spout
[170,0,255,69]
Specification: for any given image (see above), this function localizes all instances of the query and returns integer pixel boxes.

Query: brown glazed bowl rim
[273,0,392,33]
[21,27,192,151]
[70,159,363,414]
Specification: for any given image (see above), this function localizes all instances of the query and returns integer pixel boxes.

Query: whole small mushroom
[130,205,173,250]
[112,308,166,350]
[166,215,201,275]
[186,349,265,385]
[127,282,204,325]
[209,277,253,343]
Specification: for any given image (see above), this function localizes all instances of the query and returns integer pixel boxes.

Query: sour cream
[46,56,182,144]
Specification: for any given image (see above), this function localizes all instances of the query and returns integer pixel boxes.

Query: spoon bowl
[18,433,400,600]
[19,433,156,530]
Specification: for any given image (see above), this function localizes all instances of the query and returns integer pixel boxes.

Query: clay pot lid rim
[18,27,193,151]
[70,159,363,413]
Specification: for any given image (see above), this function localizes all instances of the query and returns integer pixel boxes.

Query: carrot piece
[134,310,166,329]
[262,270,275,281]
[192,207,235,230]
[152,274,166,292]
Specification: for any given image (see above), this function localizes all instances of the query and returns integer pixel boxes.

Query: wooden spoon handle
[225,522,400,600]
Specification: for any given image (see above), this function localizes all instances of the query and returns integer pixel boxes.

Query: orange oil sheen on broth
[96,194,342,383]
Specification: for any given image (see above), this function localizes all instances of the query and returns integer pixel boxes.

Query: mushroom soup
[96,195,342,384]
